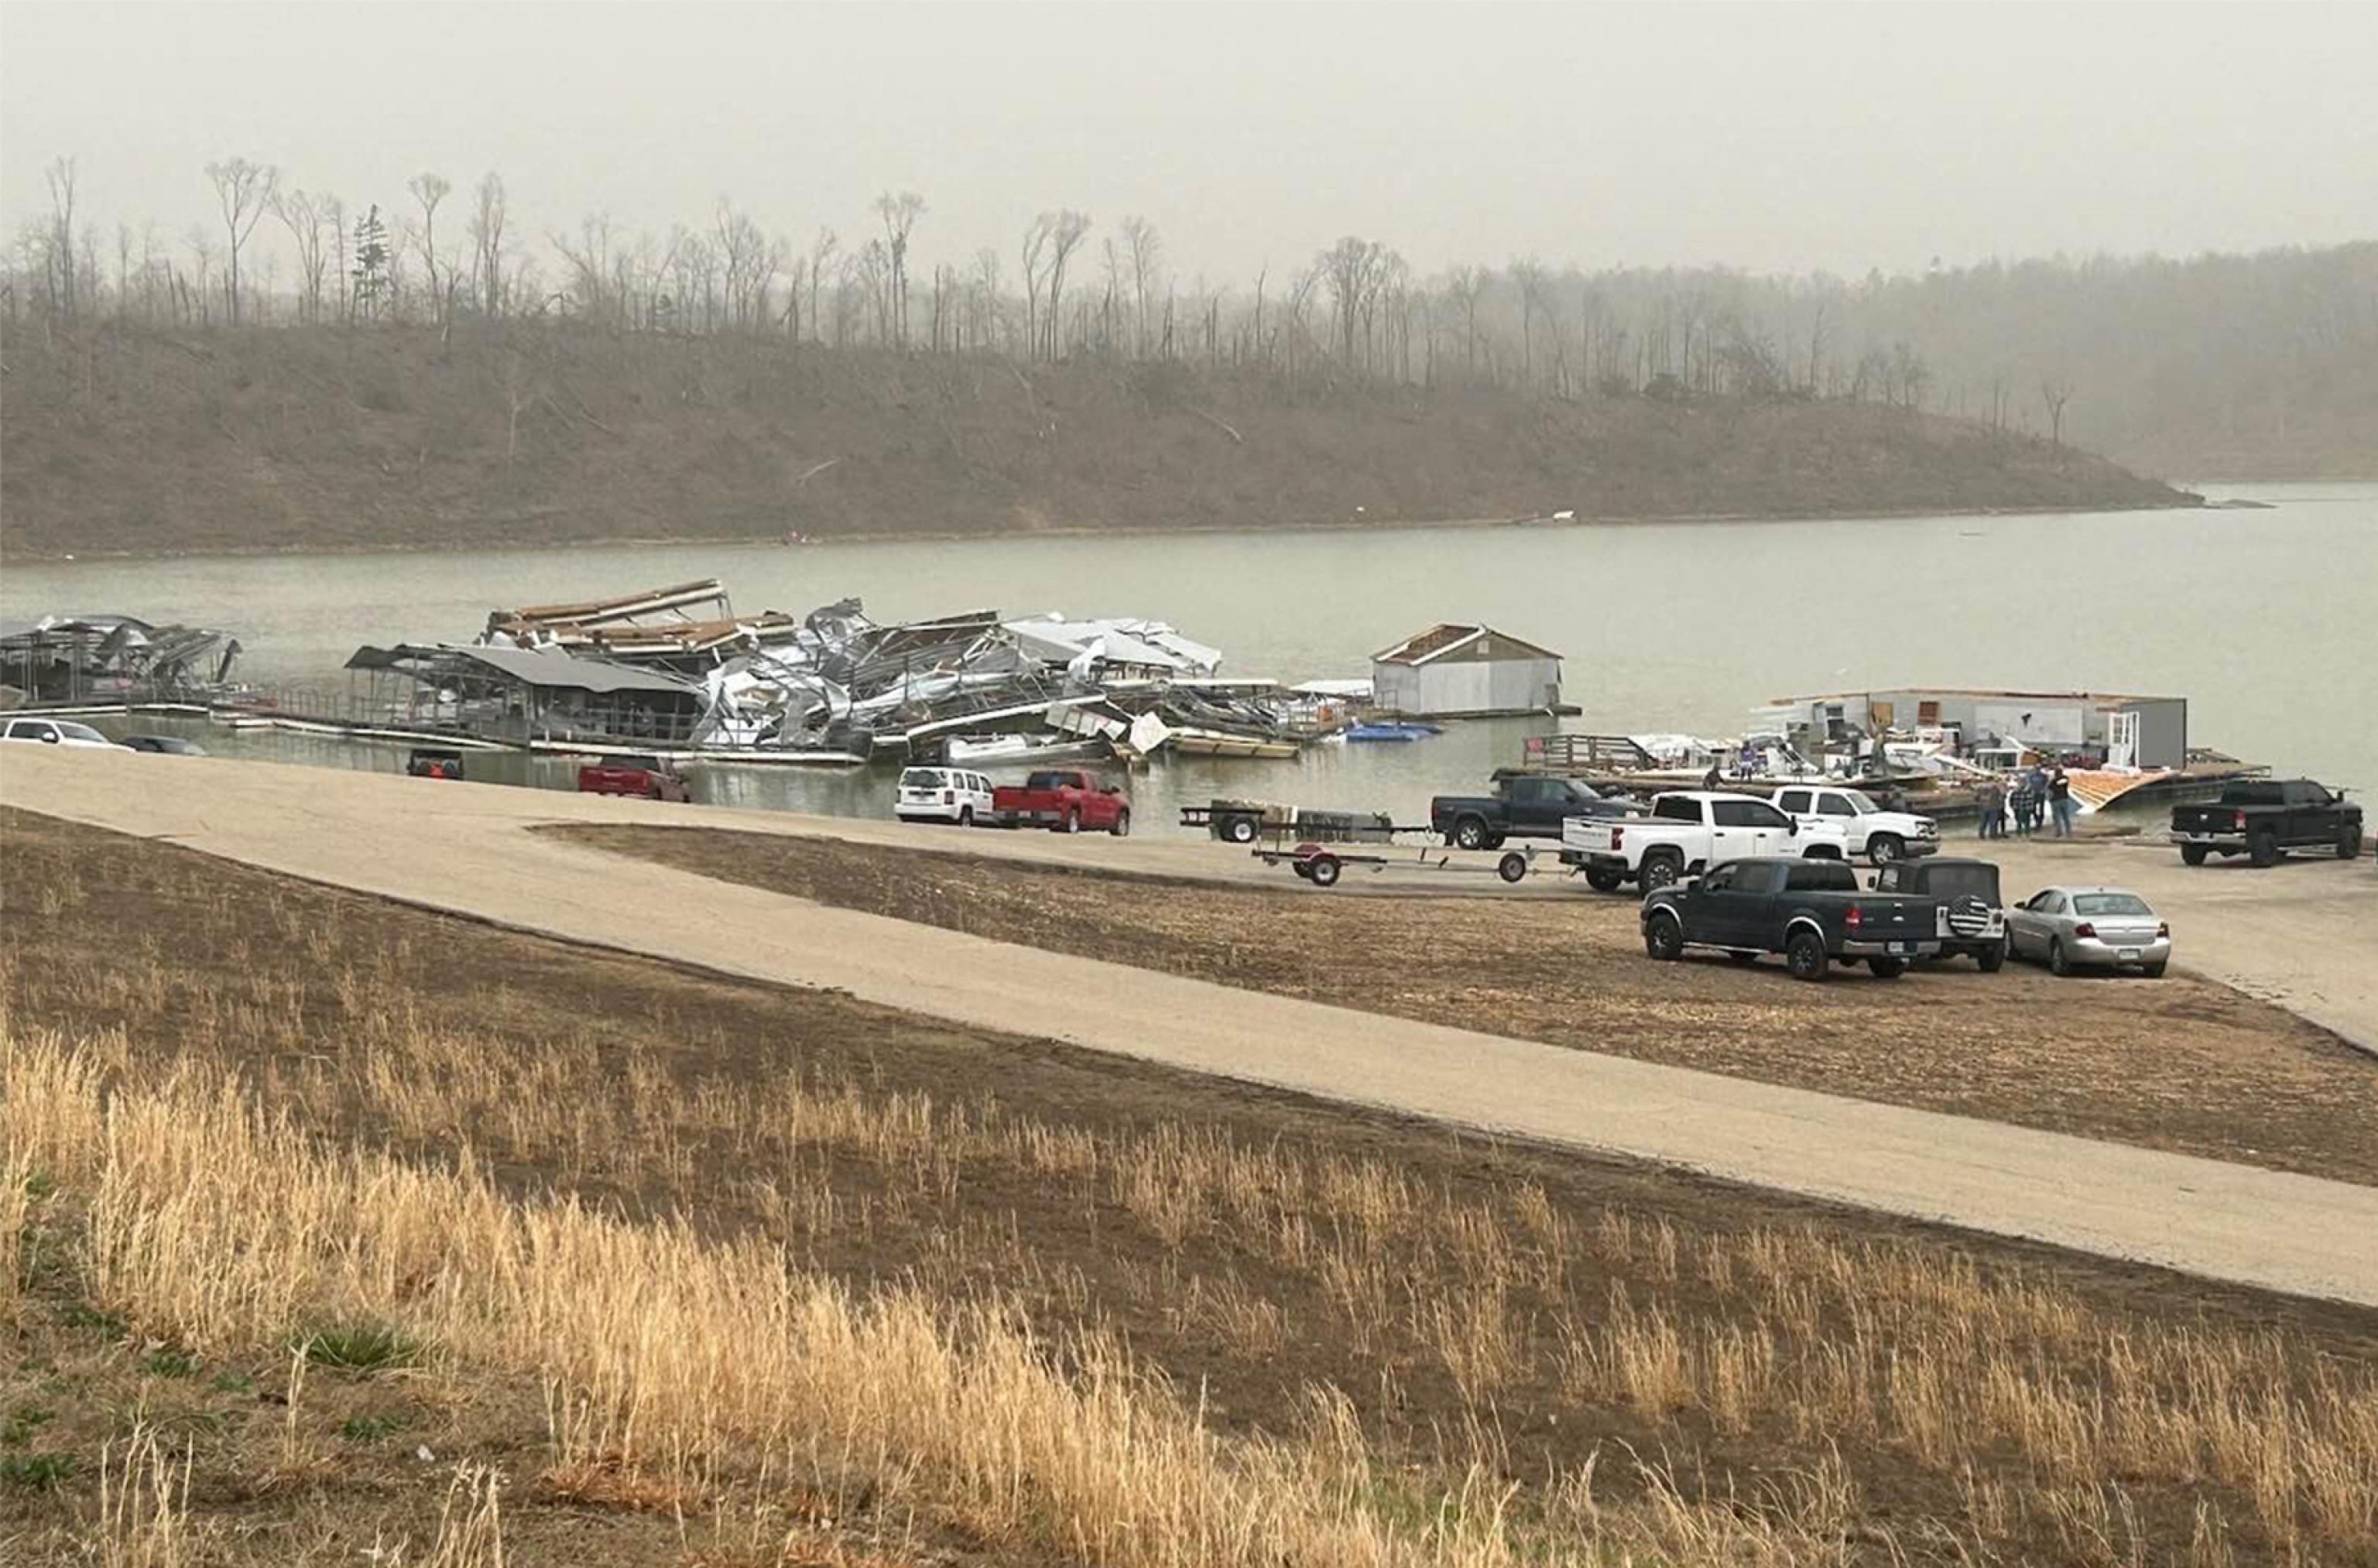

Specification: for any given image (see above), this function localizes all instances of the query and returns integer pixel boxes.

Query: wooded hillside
[1,324,2188,558]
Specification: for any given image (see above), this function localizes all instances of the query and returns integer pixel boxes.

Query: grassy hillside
[0,323,2191,558]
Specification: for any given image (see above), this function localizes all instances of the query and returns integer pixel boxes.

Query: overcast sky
[4,0,2373,285]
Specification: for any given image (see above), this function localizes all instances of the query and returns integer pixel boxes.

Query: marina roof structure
[347,644,700,699]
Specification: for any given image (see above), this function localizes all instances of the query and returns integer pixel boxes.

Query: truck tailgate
[1849,896,1938,940]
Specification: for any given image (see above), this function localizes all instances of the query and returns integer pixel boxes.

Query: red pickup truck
[576,755,691,802]
[992,769,1131,835]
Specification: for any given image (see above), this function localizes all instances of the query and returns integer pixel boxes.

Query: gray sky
[4,0,2373,284]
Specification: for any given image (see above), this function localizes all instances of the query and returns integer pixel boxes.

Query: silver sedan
[2006,885,2171,977]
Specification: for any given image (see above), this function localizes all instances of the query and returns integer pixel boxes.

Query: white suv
[896,766,996,827]
[2,717,122,750]
[1773,785,1940,865]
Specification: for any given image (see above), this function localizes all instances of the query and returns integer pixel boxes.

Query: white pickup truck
[1772,784,1940,865]
[1561,790,1852,893]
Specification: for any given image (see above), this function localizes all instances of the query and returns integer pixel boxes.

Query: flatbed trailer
[1252,839,1542,888]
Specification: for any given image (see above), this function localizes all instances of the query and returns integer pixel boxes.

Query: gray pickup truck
[1640,855,1941,981]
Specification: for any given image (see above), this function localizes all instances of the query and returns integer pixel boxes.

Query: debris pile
[453,581,1320,763]
[0,615,242,705]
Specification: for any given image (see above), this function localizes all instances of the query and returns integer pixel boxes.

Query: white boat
[944,731,1108,767]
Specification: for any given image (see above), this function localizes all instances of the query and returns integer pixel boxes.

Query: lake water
[7,481,2372,825]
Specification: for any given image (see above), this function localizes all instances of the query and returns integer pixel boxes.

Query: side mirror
[1786,818,1799,836]
[40,732,60,745]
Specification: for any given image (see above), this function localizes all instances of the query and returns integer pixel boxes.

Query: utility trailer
[1181,799,1396,845]
[1252,840,1540,888]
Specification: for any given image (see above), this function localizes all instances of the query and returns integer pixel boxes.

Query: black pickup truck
[2171,780,2363,866]
[1431,772,1639,850]
[1641,856,1941,981]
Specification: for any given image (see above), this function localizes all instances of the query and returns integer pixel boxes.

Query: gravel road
[6,746,2373,1304]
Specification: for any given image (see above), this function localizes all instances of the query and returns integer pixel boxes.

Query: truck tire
[2249,830,2278,868]
[1639,853,1682,892]
[1643,909,1684,961]
[1785,930,1828,981]
[1977,936,2006,974]
[1496,851,1527,884]
[1585,866,1626,893]
[2180,843,2208,866]
[1224,814,1257,844]
[1453,817,1490,851]
[1867,834,1903,866]
[1867,956,1907,978]
[1305,854,1341,888]
[2341,823,2364,861]
[2048,937,2073,977]
[1110,809,1131,838]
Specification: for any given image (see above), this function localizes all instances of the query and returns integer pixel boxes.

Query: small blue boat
[1343,721,1442,742]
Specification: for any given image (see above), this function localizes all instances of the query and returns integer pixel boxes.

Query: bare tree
[203,156,276,325]
[872,190,924,348]
[804,228,837,344]
[2039,378,2073,447]
[1119,215,1162,358]
[271,189,331,323]
[1019,214,1053,360]
[1038,211,1091,360]
[468,173,509,317]
[407,172,453,323]
[43,156,78,321]
[1317,236,1393,368]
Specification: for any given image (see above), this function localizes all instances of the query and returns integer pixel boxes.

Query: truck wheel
[1454,817,1489,851]
[1868,834,1903,866]
[1785,930,1828,981]
[1585,866,1626,893]
[1640,854,1681,892]
[1496,851,1527,884]
[1110,809,1131,837]
[2249,830,2278,868]
[1643,910,1684,961]
[1867,956,1907,978]
[1305,854,1341,888]
[1977,936,2006,974]
[1225,815,1257,844]
[2341,823,2364,861]
[2180,843,2208,866]
[2048,938,2073,977]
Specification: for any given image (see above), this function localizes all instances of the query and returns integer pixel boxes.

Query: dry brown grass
[6,810,2376,1566]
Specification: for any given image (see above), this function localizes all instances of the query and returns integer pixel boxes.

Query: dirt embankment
[0,322,2191,558]
[5,810,2376,1568]
[556,824,2378,1184]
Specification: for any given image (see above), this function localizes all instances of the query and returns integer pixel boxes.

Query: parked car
[2171,779,2362,866]
[406,747,468,780]
[1561,791,1851,893]
[2006,885,2170,977]
[1871,855,2006,970]
[1773,784,1939,865]
[1640,855,1942,980]
[991,769,1132,835]
[896,765,997,827]
[1431,772,1640,851]
[2,716,120,749]
[577,755,691,802]
[121,733,207,756]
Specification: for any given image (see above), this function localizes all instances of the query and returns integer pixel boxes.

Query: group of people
[1978,760,2075,839]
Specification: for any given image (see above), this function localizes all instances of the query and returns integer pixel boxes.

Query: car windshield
[899,769,944,788]
[57,721,110,743]
[2072,892,2152,917]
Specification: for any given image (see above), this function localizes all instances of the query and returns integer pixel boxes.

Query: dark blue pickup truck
[1640,856,1941,981]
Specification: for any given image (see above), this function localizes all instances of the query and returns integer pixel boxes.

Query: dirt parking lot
[562,823,2378,1184]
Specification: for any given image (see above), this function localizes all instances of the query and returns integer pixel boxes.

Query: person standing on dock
[2048,762,2075,837]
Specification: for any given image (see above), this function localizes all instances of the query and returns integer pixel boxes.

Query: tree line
[9,152,2373,461]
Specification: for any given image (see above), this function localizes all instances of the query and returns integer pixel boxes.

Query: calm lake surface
[8,481,2372,825]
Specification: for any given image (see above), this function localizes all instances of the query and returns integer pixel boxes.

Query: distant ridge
[0,324,2190,559]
